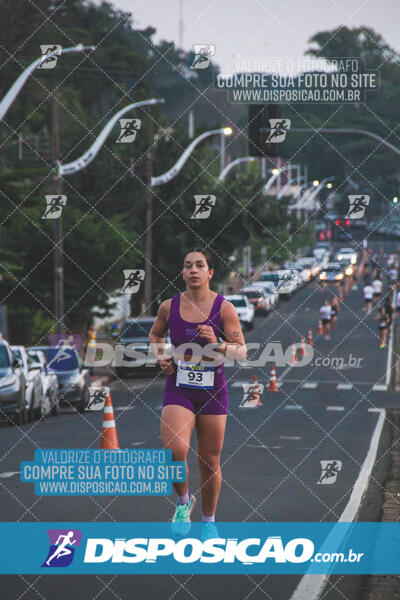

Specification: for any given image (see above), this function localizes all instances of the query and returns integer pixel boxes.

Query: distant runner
[319,300,332,340]
[363,282,374,312]
[372,275,383,303]
[375,307,389,349]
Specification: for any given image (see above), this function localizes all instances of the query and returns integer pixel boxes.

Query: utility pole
[52,94,64,334]
[144,120,154,315]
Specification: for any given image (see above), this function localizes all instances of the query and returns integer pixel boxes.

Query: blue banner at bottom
[0,522,398,574]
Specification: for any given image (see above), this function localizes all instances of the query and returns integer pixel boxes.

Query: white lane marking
[114,406,135,411]
[0,471,20,479]
[279,436,302,440]
[277,364,293,382]
[326,406,345,411]
[301,382,317,389]
[130,441,146,446]
[284,404,302,410]
[337,383,353,390]
[385,287,396,386]
[372,384,388,391]
[289,408,386,600]
[246,444,282,450]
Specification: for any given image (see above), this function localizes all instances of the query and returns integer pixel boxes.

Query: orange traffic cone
[317,319,323,335]
[299,336,306,359]
[307,328,313,346]
[268,365,278,392]
[290,342,297,365]
[250,375,263,406]
[100,394,120,449]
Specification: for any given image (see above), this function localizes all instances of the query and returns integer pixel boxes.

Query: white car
[225,295,255,330]
[239,287,271,314]
[248,281,279,307]
[285,263,309,288]
[11,345,44,422]
[297,257,321,278]
[258,271,298,299]
[27,349,59,416]
[336,247,358,264]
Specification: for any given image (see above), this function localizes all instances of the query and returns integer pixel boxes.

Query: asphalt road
[0,240,398,600]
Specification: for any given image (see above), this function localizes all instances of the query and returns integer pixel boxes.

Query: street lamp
[59,98,165,176]
[262,165,291,196]
[302,176,335,213]
[0,44,95,121]
[277,175,306,200]
[218,156,257,182]
[151,127,232,187]
[55,98,165,333]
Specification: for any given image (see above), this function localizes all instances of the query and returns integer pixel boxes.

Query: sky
[96,0,400,74]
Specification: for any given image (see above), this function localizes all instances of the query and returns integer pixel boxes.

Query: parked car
[0,340,26,425]
[259,270,298,299]
[116,317,172,379]
[319,262,345,284]
[239,287,270,315]
[27,349,59,416]
[30,346,90,411]
[285,263,309,287]
[225,295,255,330]
[297,257,321,278]
[11,345,44,422]
[250,280,279,308]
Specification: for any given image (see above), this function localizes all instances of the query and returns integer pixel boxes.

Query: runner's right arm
[149,300,175,374]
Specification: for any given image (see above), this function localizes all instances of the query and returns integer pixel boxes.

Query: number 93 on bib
[176,360,215,390]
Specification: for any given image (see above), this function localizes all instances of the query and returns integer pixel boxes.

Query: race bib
[176,360,215,389]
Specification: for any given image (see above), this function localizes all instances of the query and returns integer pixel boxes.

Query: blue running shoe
[201,521,220,542]
[171,493,196,536]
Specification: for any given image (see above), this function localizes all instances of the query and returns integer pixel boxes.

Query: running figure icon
[47,335,75,369]
[45,531,77,566]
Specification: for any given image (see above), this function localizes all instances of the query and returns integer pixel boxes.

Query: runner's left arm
[219,300,247,361]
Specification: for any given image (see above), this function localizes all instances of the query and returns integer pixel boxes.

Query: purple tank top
[165,292,227,396]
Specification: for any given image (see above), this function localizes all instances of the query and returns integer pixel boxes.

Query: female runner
[149,248,247,540]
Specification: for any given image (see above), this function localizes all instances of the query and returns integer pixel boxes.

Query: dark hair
[184,247,213,270]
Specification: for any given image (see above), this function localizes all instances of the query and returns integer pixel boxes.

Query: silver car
[11,345,43,422]
[27,349,59,416]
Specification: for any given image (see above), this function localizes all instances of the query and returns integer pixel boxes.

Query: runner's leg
[195,414,227,517]
[161,405,195,497]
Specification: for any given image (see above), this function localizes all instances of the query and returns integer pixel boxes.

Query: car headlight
[336,273,344,280]
[0,374,17,388]
[319,272,326,280]
[351,256,357,264]
[345,266,353,276]
[337,254,343,260]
